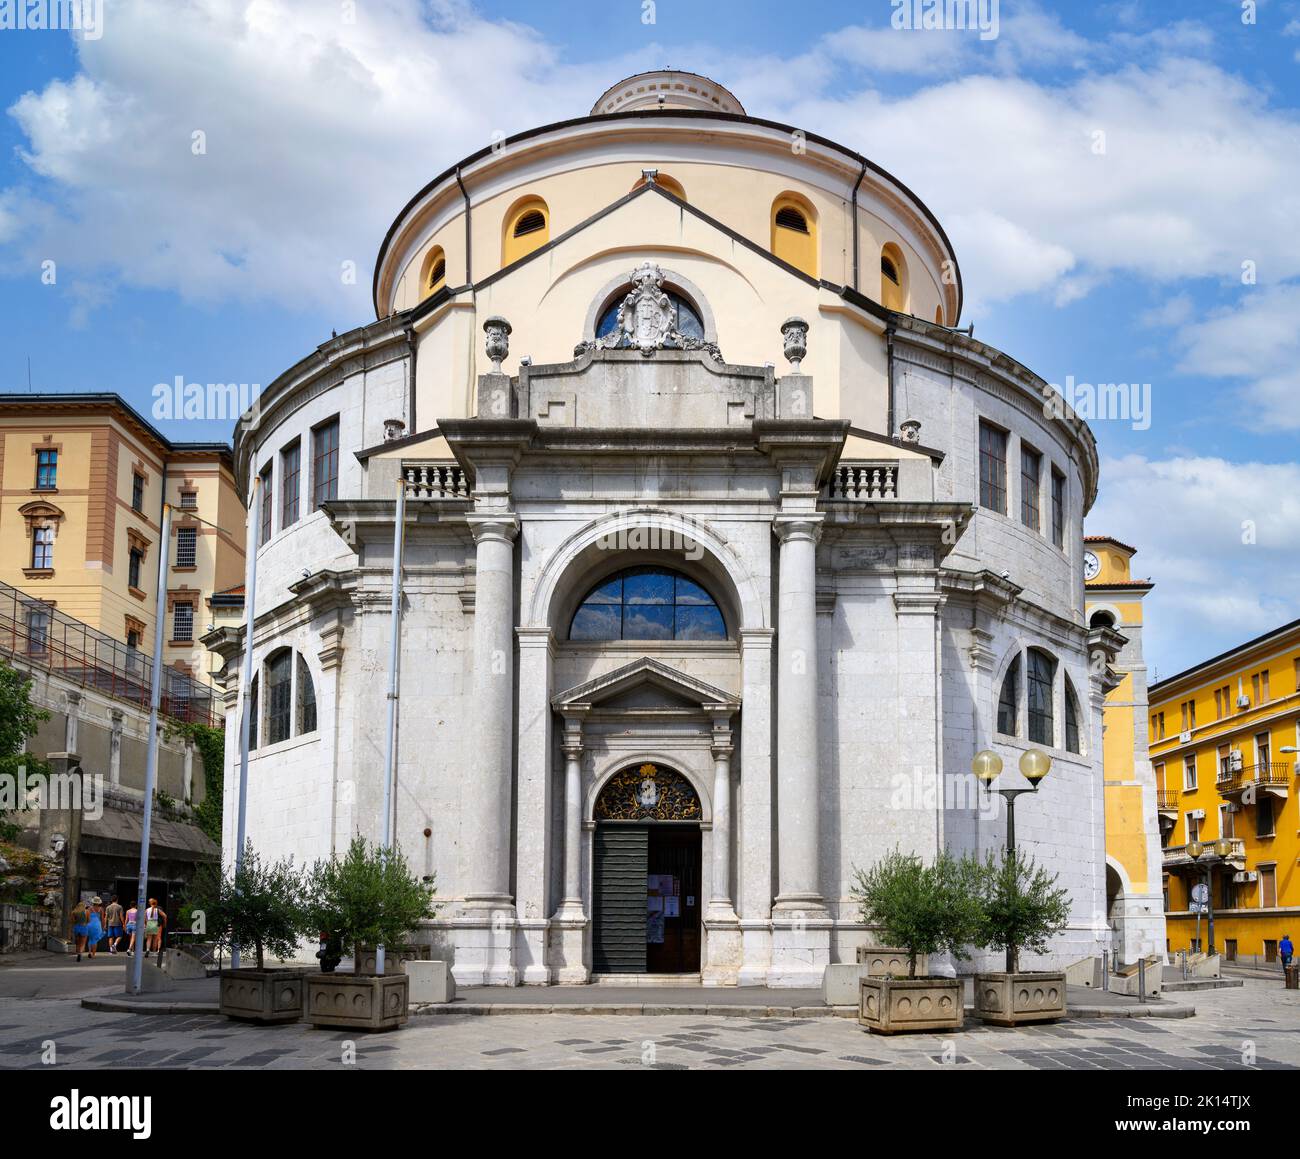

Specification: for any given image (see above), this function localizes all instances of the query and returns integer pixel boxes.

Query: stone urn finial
[484,316,512,373]
[899,419,922,444]
[781,317,808,372]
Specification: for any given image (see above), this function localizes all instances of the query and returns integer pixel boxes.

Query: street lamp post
[1186,836,1235,956]
[972,748,1053,972]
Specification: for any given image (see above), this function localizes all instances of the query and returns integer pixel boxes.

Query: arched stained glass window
[570,566,726,641]
[997,654,1020,736]
[596,290,705,345]
[1027,648,1057,746]
[1064,677,1082,754]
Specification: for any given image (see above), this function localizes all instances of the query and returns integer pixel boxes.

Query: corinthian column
[773,515,824,913]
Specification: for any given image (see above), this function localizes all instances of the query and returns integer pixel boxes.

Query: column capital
[772,515,823,546]
[467,513,519,544]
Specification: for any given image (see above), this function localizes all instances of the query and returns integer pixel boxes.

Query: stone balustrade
[402,461,470,500]
[824,460,899,501]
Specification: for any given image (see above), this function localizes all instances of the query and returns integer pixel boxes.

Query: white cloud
[1088,454,1300,674]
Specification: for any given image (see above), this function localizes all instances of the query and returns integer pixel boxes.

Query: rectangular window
[1180,699,1196,731]
[1225,939,1237,961]
[172,602,194,642]
[180,490,197,509]
[1256,796,1276,838]
[31,526,54,569]
[1185,812,1200,844]
[1265,939,1278,962]
[176,526,197,568]
[259,464,273,544]
[312,419,340,509]
[1219,803,1234,840]
[280,440,301,529]
[35,448,57,489]
[1020,445,1041,531]
[132,473,145,512]
[129,547,143,590]
[1214,689,1222,720]
[26,607,51,656]
[1217,743,1231,782]
[1261,669,1270,701]
[1220,871,1237,911]
[1154,762,1165,791]
[1255,730,1271,769]
[1183,755,1197,791]
[1050,467,1065,548]
[1260,866,1277,908]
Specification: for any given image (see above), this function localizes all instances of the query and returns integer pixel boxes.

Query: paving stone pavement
[1,979,1297,1070]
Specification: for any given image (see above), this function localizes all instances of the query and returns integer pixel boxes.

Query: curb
[82,997,220,1015]
[1162,979,1244,992]
[1065,1002,1196,1019]
[411,1003,857,1018]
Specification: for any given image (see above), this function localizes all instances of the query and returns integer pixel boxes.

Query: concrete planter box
[859,975,962,1035]
[218,968,307,1024]
[354,943,429,975]
[306,971,410,1031]
[974,971,1067,1026]
[856,946,927,976]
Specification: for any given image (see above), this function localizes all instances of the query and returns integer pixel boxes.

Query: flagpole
[130,503,171,995]
[231,473,262,971]
[376,475,406,977]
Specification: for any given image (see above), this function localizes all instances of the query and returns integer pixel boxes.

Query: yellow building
[0,393,244,687]
[1084,535,1165,961]
[1150,618,1300,963]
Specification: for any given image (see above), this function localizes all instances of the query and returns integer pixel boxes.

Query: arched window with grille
[997,654,1020,737]
[771,194,817,278]
[420,245,446,298]
[881,243,908,312]
[502,196,550,266]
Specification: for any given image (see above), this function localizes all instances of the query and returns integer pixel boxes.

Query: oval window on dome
[570,566,726,641]
[596,289,705,345]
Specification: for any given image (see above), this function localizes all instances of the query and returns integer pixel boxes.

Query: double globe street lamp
[1186,836,1235,956]
[971,748,1053,972]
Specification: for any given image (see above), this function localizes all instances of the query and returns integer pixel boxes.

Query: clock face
[1083,551,1101,581]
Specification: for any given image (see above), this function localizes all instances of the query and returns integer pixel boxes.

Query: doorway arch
[592,762,703,975]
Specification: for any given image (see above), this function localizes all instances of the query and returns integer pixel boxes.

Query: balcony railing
[0,579,216,726]
[1216,762,1291,797]
[402,461,470,500]
[1162,837,1247,868]
[1156,789,1180,811]
[823,461,898,501]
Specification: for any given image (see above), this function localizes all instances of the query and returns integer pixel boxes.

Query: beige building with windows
[0,393,245,688]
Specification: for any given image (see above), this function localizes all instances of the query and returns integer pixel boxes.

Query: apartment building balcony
[1162,837,1247,873]
[1156,788,1180,829]
[1216,761,1291,802]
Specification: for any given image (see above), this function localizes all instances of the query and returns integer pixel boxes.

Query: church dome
[590,70,746,116]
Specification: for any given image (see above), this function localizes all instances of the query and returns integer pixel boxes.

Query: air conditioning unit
[1179,730,1193,744]
[1228,751,1244,772]
[1236,695,1251,709]
[1189,809,1206,820]
[1233,871,1257,884]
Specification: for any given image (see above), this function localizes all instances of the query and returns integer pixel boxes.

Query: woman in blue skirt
[84,897,104,960]
[71,899,89,962]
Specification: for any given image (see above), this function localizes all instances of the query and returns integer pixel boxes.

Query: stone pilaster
[703,708,741,984]
[737,627,774,985]
[548,710,590,984]
[514,626,554,984]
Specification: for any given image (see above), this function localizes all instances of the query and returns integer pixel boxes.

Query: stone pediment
[552,657,738,714]
[481,345,777,431]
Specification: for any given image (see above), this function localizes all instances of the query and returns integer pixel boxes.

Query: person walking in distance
[125,900,139,955]
[1281,933,1294,971]
[71,899,89,962]
[84,897,104,960]
[104,894,125,955]
[143,898,164,959]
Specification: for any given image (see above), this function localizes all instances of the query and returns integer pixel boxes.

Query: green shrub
[209,842,308,970]
[851,847,984,977]
[974,850,1071,972]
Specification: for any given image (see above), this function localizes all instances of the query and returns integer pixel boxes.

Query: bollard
[1181,949,1188,980]
[1138,957,1146,999]
[1101,952,1109,992]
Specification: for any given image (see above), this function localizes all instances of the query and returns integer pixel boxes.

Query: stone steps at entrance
[590,973,704,987]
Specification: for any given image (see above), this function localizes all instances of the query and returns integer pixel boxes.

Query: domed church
[210,71,1120,986]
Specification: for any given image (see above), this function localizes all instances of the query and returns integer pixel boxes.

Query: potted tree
[851,848,982,1034]
[304,837,436,1031]
[212,843,310,1023]
[973,849,1071,1025]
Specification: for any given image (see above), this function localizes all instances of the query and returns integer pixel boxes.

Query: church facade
[211,71,1116,987]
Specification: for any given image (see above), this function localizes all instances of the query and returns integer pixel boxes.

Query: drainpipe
[850,161,867,292]
[885,322,897,437]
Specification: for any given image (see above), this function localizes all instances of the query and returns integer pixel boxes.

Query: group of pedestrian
[70,895,167,962]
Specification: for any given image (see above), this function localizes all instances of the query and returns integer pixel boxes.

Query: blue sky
[0,0,1298,676]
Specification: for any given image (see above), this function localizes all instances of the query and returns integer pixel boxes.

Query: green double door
[592,823,701,974]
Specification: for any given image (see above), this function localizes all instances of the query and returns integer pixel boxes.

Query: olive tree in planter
[304,838,436,1031]
[973,850,1071,1026]
[212,843,310,1024]
[851,848,982,1034]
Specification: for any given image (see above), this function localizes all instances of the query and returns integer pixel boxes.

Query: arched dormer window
[997,654,1020,737]
[419,246,446,298]
[1027,647,1057,746]
[632,172,686,201]
[881,243,908,312]
[570,566,726,641]
[771,194,817,278]
[502,196,549,266]
[1064,676,1082,754]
